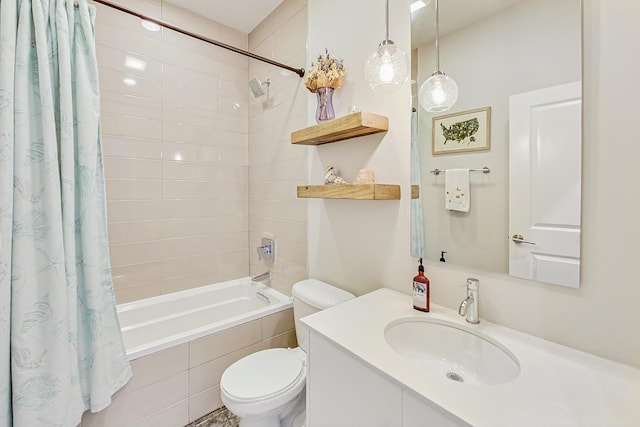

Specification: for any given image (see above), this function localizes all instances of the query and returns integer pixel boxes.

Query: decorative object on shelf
[418,0,459,112]
[348,105,359,114]
[364,0,409,93]
[315,87,335,123]
[305,49,345,123]
[432,107,491,155]
[356,169,375,184]
[324,166,348,184]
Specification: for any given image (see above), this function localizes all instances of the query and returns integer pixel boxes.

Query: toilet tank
[291,279,355,352]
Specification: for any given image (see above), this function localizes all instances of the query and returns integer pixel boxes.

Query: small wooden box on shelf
[291,111,388,146]
[297,184,400,200]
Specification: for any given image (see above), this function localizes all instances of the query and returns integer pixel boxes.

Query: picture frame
[432,106,491,155]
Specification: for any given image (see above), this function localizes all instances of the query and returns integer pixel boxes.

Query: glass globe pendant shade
[418,71,459,112]
[364,41,410,93]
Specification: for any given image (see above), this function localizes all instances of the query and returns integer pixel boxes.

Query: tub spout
[251,271,271,286]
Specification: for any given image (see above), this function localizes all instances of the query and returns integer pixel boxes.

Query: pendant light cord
[385,0,390,41]
[435,0,441,71]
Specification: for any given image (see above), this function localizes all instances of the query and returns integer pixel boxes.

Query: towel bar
[429,166,491,175]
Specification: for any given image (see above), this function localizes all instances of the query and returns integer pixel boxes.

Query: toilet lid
[221,348,304,401]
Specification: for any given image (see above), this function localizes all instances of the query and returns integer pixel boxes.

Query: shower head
[248,77,270,98]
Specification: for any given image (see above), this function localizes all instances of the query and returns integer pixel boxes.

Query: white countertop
[301,288,640,427]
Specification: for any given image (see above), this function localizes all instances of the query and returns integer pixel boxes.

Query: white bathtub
[117,277,293,360]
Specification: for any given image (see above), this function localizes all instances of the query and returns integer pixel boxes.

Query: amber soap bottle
[412,258,430,312]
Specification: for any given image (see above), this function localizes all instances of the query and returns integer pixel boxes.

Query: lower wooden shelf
[411,185,420,199]
[297,184,400,200]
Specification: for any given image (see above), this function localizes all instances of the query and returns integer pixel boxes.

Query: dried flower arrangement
[305,49,346,93]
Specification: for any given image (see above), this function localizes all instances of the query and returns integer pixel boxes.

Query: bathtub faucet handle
[256,238,275,263]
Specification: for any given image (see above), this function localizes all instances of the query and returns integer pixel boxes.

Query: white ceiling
[411,0,526,47]
[164,0,526,45]
[165,0,284,33]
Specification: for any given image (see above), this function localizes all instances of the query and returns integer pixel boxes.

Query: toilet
[220,279,355,427]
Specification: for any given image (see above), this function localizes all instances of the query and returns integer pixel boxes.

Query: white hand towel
[445,169,470,212]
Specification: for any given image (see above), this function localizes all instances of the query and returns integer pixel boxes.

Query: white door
[509,81,581,288]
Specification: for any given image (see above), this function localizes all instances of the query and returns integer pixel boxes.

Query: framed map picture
[432,107,491,155]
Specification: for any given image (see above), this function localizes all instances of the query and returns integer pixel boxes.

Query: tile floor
[186,406,239,427]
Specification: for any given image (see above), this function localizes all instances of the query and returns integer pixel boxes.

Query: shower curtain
[411,110,425,259]
[0,1,131,426]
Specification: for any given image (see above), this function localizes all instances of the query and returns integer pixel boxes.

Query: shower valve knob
[256,238,275,263]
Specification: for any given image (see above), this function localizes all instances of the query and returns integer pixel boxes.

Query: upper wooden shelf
[291,111,389,146]
[297,184,400,200]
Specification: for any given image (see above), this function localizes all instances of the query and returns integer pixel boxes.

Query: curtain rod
[91,0,306,78]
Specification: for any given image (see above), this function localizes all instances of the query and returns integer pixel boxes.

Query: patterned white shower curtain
[411,110,425,259]
[0,1,131,425]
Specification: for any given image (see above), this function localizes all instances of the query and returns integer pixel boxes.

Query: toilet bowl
[221,347,306,427]
[220,279,355,427]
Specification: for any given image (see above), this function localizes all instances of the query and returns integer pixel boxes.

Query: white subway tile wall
[248,0,308,296]
[94,0,251,302]
[81,309,295,426]
[81,0,308,424]
[96,0,308,303]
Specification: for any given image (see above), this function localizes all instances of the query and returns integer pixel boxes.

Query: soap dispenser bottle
[413,258,430,312]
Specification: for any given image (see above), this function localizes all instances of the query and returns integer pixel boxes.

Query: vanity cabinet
[303,288,640,426]
[402,389,469,427]
[306,331,400,426]
[306,331,468,427]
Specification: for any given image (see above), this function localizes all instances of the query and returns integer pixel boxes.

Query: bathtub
[117,277,293,360]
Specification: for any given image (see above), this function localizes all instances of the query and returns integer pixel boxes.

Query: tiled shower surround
[84,0,308,424]
[96,0,308,303]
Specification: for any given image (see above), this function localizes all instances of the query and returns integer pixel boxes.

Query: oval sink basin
[384,318,520,385]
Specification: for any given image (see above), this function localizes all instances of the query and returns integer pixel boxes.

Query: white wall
[308,0,640,369]
[307,0,414,296]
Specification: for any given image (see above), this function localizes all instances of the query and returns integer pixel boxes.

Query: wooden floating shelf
[291,111,389,146]
[411,185,420,199]
[297,184,400,200]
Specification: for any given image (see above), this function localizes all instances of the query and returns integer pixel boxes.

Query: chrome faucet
[458,278,479,324]
[251,271,272,286]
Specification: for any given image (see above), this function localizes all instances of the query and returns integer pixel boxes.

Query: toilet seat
[221,348,305,403]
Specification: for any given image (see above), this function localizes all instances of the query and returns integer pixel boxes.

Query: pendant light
[364,0,410,93]
[419,0,458,112]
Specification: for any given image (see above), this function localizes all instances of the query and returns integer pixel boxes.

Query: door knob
[511,234,536,244]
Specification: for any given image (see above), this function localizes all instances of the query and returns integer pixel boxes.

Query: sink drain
[446,372,464,383]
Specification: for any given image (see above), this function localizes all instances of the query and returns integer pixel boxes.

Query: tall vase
[315,87,335,123]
